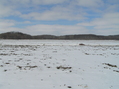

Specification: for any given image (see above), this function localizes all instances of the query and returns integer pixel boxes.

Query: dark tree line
[0,31,119,40]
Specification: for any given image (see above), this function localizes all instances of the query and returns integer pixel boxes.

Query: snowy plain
[0,40,119,89]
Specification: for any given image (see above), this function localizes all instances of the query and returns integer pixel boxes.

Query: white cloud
[25,24,88,35]
[1,0,67,6]
[0,17,85,35]
[78,12,119,26]
[74,0,104,7]
[0,0,21,17]
[31,0,67,5]
[0,20,15,28]
[0,19,88,35]
[0,19,30,33]
[0,16,119,35]
[18,0,106,21]
[21,11,85,21]
[0,0,84,20]
[106,0,119,4]
[0,19,26,33]
[94,13,119,29]
[0,5,13,17]
[77,12,119,35]
[23,21,31,24]
[20,4,86,21]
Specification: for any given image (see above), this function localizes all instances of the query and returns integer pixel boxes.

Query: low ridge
[0,31,119,40]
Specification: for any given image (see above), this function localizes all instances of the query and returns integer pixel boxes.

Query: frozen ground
[0,40,119,89]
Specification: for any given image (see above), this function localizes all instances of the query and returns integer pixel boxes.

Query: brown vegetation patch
[103,63,117,68]
[79,43,85,46]
[56,66,72,70]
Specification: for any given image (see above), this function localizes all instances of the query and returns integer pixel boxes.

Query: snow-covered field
[0,40,119,89]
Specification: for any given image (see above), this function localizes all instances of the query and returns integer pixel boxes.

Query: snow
[0,40,119,89]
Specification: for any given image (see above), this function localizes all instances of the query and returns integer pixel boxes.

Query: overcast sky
[0,0,119,35]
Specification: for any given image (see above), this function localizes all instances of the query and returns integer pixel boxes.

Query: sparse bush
[4,70,7,72]
[79,43,85,46]
[67,86,72,88]
[56,66,72,70]
[103,63,117,67]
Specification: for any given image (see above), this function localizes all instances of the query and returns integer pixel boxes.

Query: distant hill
[0,31,119,40]
[33,35,58,39]
[0,32,32,39]
[59,34,119,40]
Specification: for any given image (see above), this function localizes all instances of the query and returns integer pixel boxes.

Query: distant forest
[0,31,119,40]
